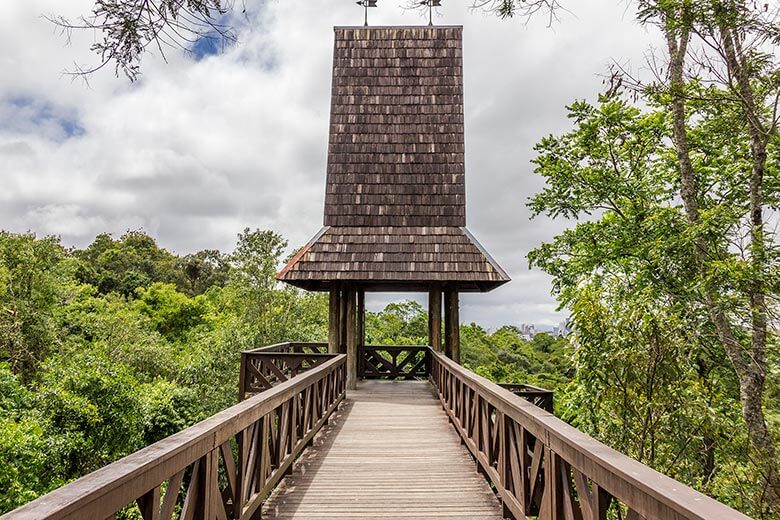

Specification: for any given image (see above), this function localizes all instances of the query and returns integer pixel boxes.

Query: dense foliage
[0,229,328,512]
[363,300,571,391]
[527,21,780,518]
[0,229,568,513]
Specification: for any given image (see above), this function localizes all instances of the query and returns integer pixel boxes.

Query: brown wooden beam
[428,286,442,352]
[328,287,341,355]
[345,288,358,390]
[357,289,366,348]
[444,286,460,364]
[339,287,347,354]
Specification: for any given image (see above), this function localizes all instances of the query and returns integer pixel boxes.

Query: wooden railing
[358,345,430,379]
[430,351,749,520]
[3,354,346,520]
[499,383,554,413]
[251,341,328,354]
[239,342,331,399]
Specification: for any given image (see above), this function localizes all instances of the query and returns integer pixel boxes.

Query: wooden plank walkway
[262,380,504,519]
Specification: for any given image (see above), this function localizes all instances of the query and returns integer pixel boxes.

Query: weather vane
[356,0,378,27]
[419,0,442,26]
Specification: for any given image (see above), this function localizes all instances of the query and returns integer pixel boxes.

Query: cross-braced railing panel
[241,353,336,397]
[499,383,554,414]
[238,343,334,400]
[2,355,346,520]
[358,345,430,379]
[430,351,749,520]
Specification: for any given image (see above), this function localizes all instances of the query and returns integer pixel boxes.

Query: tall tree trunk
[719,18,779,506]
[664,6,778,509]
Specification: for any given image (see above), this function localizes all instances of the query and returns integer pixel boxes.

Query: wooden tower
[278,26,509,389]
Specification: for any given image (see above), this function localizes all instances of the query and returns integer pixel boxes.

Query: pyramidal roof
[278,26,509,292]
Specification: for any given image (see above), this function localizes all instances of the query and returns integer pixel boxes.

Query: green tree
[176,249,229,296]
[134,283,207,342]
[528,93,778,514]
[139,379,204,445]
[0,233,67,380]
[0,364,54,511]
[36,349,144,478]
[366,301,427,345]
[75,231,185,297]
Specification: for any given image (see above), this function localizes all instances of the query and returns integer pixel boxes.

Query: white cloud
[0,0,660,327]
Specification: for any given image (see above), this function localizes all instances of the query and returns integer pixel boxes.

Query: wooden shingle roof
[325,26,465,227]
[278,26,509,292]
[278,226,508,291]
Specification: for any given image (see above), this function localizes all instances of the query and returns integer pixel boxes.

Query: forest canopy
[0,229,569,514]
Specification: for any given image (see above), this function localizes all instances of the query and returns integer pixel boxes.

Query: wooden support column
[345,287,358,391]
[428,286,442,352]
[339,287,348,354]
[444,286,460,363]
[357,288,366,347]
[328,287,341,354]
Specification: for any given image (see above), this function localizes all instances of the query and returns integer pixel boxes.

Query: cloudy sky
[0,0,660,328]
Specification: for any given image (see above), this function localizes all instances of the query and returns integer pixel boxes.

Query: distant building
[519,323,537,341]
[552,319,572,338]
[516,320,573,341]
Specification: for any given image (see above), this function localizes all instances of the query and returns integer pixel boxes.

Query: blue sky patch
[192,35,222,60]
[4,96,85,139]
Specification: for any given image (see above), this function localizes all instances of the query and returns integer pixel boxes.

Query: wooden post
[328,287,341,355]
[339,287,348,354]
[444,286,460,363]
[238,352,247,402]
[428,286,442,352]
[357,288,366,347]
[345,287,358,390]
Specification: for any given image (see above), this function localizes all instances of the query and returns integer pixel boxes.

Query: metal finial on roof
[419,0,442,26]
[355,0,378,26]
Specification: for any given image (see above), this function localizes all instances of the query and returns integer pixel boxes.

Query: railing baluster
[180,459,202,520]
[203,449,223,520]
[160,469,184,520]
[518,424,531,515]
[136,485,160,520]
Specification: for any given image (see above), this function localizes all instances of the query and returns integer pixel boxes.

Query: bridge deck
[262,380,504,519]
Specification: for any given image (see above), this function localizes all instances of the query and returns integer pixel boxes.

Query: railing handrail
[243,352,335,358]
[3,354,346,520]
[241,341,328,354]
[430,351,749,520]
[358,344,429,349]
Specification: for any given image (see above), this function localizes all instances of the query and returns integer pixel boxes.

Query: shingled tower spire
[278,25,509,389]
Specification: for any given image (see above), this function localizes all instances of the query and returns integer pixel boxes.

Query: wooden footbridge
[262,380,504,519]
[0,24,753,520]
[3,343,749,520]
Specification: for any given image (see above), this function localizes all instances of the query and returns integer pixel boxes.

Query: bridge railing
[3,354,346,520]
[239,342,331,399]
[430,351,749,520]
[358,344,430,379]
[498,383,554,413]
[249,341,328,354]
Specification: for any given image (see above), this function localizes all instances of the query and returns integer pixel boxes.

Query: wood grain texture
[261,380,504,519]
[277,26,510,293]
[428,287,442,352]
[325,27,466,229]
[278,226,509,291]
[444,286,460,363]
